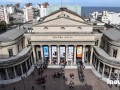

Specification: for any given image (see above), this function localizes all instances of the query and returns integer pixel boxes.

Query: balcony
[0,46,32,68]
[94,46,120,67]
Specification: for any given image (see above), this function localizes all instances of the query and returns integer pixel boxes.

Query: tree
[0,21,7,33]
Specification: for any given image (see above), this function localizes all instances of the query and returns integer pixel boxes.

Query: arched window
[61,27,65,30]
[44,27,48,29]
[78,27,82,29]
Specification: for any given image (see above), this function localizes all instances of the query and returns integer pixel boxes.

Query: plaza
[0,66,119,90]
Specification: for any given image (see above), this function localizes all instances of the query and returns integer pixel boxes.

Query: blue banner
[43,46,49,57]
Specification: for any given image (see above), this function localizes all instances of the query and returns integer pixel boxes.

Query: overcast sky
[1,0,120,7]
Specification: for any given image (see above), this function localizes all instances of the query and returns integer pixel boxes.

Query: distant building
[0,6,10,24]
[91,11,120,25]
[36,2,49,18]
[23,3,33,22]
[6,5,15,14]
[46,5,81,16]
[14,3,20,13]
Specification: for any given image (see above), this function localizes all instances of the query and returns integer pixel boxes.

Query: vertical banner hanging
[60,46,65,58]
[52,46,57,58]
[43,46,49,57]
[68,46,73,61]
[77,46,82,58]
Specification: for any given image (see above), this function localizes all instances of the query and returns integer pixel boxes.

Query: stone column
[13,67,17,78]
[82,45,85,63]
[20,64,24,75]
[31,54,33,64]
[102,64,105,76]
[95,59,97,69]
[40,45,44,63]
[32,45,36,64]
[98,39,101,47]
[57,45,60,64]
[74,45,76,65]
[5,69,9,80]
[49,45,52,64]
[109,67,112,79]
[97,61,100,72]
[26,61,28,71]
[66,45,68,65]
[29,57,32,66]
[90,46,94,64]
[117,70,120,80]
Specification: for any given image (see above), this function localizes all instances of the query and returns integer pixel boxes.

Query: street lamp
[21,76,26,90]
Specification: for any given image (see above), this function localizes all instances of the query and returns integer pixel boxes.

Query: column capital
[57,45,60,47]
[66,45,69,47]
[91,45,94,47]
[74,45,77,47]
[48,45,51,46]
[83,45,86,47]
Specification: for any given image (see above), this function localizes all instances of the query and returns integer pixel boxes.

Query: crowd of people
[78,61,85,82]
[69,73,75,88]
[31,63,48,90]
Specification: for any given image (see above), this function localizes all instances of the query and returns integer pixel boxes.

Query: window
[78,27,82,29]
[44,27,48,29]
[113,49,117,58]
[17,44,19,52]
[61,27,65,30]
[95,40,99,46]
[38,51,41,59]
[8,49,13,57]
[67,15,70,18]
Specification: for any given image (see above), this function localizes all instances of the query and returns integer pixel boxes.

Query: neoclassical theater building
[0,8,120,82]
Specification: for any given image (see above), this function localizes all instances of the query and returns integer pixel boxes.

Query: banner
[43,46,49,57]
[68,46,73,61]
[52,46,57,58]
[60,46,65,58]
[77,46,82,58]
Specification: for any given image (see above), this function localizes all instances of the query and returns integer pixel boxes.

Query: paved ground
[0,67,119,90]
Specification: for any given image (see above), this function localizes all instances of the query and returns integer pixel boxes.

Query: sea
[81,7,120,17]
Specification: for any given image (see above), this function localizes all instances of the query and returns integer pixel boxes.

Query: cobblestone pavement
[0,68,119,90]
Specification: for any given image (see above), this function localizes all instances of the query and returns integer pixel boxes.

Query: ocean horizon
[81,7,120,16]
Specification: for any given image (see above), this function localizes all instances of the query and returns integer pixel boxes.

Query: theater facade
[0,8,120,83]
[26,8,101,66]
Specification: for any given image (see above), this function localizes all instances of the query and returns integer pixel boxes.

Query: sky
[0,0,120,7]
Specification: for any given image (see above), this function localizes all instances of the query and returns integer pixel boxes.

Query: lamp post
[21,76,26,90]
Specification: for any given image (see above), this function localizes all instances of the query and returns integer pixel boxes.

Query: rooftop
[0,28,26,42]
[101,29,120,42]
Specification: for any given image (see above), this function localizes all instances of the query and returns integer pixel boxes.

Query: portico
[31,40,95,66]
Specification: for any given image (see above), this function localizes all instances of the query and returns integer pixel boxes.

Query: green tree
[0,21,7,33]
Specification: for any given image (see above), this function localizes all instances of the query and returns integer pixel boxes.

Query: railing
[0,46,32,67]
[94,47,120,67]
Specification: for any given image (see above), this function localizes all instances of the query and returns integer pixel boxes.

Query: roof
[42,7,85,22]
[0,28,26,42]
[34,17,91,26]
[101,29,120,42]
[94,46,120,64]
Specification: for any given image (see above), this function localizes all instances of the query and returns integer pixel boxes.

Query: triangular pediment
[42,7,85,23]
[34,17,90,27]
[32,8,93,33]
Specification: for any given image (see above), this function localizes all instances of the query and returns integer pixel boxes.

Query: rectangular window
[8,49,13,57]
[113,49,117,58]
[38,51,41,59]
[17,44,19,52]
[95,40,99,46]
